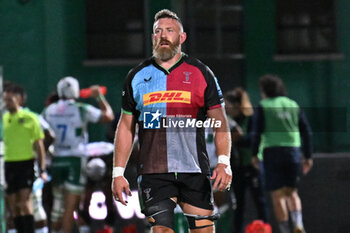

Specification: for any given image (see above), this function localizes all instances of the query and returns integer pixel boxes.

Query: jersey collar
[152,53,187,75]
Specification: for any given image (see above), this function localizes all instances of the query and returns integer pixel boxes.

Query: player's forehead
[4,91,16,97]
[4,91,20,100]
[153,17,181,31]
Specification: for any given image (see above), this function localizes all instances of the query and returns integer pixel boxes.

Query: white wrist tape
[112,167,125,178]
[217,155,230,166]
[225,166,232,176]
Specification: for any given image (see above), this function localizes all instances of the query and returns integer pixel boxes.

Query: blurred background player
[41,76,114,233]
[252,74,313,233]
[79,112,122,230]
[225,87,269,233]
[79,111,142,232]
[3,84,47,233]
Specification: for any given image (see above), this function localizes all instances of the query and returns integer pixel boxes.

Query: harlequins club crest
[144,188,151,200]
[183,72,192,84]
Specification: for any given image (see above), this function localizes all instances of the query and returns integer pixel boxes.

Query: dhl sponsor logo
[143,91,191,105]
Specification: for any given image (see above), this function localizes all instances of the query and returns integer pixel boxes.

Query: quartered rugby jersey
[122,53,224,175]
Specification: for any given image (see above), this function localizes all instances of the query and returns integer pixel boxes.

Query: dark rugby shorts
[5,159,35,194]
[137,173,214,212]
[263,147,301,191]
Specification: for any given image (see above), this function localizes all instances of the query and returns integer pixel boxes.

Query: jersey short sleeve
[121,69,138,115]
[38,115,51,131]
[29,112,45,141]
[83,104,102,123]
[204,67,224,110]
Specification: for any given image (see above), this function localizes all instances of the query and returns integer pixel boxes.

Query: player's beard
[152,37,181,61]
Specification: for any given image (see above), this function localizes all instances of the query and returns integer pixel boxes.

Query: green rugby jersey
[260,96,301,148]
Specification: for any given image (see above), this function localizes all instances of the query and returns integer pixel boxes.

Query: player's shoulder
[183,53,215,78]
[19,108,40,122]
[20,108,35,116]
[73,102,97,115]
[3,111,10,119]
[285,96,299,106]
[74,102,89,108]
[183,53,206,68]
[126,57,154,81]
[43,102,57,114]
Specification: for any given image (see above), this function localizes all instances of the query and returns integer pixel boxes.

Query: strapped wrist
[96,94,106,102]
[217,155,230,166]
[112,166,125,178]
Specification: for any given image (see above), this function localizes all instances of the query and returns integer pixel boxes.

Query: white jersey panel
[42,99,102,157]
[38,115,51,131]
[84,104,102,123]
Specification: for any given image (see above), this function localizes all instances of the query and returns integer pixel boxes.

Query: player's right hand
[251,156,260,170]
[303,158,313,175]
[111,176,132,206]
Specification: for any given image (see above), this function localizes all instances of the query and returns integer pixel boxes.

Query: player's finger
[126,187,132,197]
[115,191,127,206]
[219,171,231,191]
[219,178,227,191]
[216,173,227,191]
[212,175,221,190]
[224,175,232,191]
[210,169,217,180]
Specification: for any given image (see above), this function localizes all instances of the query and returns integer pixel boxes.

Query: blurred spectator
[252,74,313,233]
[225,87,269,233]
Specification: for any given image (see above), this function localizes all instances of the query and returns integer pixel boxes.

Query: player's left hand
[211,163,232,191]
[251,156,260,170]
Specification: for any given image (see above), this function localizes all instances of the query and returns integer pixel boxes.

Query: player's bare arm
[34,139,48,181]
[207,107,232,191]
[89,85,115,122]
[111,112,136,205]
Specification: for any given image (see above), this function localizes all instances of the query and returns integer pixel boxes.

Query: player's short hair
[154,9,183,32]
[225,87,254,116]
[4,83,27,106]
[259,74,287,98]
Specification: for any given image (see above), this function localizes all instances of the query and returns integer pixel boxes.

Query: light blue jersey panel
[131,64,167,121]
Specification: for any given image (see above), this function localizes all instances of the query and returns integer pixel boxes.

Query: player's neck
[155,52,182,70]
[8,107,19,114]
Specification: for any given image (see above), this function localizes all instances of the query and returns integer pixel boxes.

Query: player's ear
[180,32,187,45]
[152,33,156,44]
